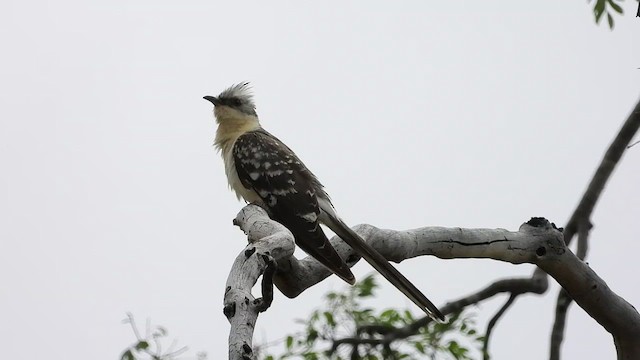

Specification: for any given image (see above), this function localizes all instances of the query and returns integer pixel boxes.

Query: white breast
[222,144,261,203]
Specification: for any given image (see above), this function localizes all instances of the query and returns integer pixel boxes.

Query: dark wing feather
[233,130,355,284]
[322,215,445,321]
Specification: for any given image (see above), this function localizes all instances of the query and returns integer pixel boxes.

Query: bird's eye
[232,98,242,107]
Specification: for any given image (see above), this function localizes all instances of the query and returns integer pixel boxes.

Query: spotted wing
[233,129,355,284]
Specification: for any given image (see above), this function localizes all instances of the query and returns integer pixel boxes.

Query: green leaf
[323,312,336,327]
[380,309,397,318]
[120,350,135,360]
[607,0,623,14]
[403,310,414,322]
[414,341,425,354]
[134,341,149,350]
[594,0,606,23]
[302,351,318,360]
[306,328,318,343]
[285,335,293,350]
[433,320,453,333]
[356,275,377,297]
[607,13,614,29]
[447,340,471,360]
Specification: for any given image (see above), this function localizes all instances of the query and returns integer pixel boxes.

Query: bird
[204,83,444,321]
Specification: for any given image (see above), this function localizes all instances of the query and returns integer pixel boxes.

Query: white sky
[1,1,639,359]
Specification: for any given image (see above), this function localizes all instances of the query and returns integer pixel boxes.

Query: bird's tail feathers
[323,215,445,321]
[295,226,356,285]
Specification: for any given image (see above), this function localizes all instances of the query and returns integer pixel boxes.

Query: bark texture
[225,208,640,360]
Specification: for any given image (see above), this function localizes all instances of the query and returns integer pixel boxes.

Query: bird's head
[204,82,257,122]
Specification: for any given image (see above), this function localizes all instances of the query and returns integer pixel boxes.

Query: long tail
[293,225,357,285]
[322,214,444,321]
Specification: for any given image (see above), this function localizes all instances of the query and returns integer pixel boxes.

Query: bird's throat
[214,116,260,154]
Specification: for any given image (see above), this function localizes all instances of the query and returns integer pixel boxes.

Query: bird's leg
[254,253,277,312]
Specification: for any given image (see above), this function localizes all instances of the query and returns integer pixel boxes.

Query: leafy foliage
[590,0,626,29]
[258,274,484,360]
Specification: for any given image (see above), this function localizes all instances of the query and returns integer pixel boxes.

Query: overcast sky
[1,1,639,359]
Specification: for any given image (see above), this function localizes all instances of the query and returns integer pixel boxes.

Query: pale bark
[224,206,640,360]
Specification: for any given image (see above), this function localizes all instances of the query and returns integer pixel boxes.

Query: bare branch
[227,211,640,359]
[548,97,640,359]
[275,218,561,297]
[550,220,592,360]
[224,205,296,360]
[550,289,573,360]
[563,97,640,247]
[483,293,518,360]
[540,236,640,359]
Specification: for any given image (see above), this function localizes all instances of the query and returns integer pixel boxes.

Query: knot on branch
[517,218,566,261]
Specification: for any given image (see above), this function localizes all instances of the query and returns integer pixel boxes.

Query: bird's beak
[203,95,220,106]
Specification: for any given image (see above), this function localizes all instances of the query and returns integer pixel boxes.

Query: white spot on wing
[266,170,284,177]
[272,188,297,195]
[250,172,260,180]
[299,212,318,222]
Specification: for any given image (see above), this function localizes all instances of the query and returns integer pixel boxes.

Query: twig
[483,294,518,360]
[550,289,573,360]
[563,97,640,247]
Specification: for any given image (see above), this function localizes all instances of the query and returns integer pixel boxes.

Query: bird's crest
[219,82,253,104]
[215,82,256,116]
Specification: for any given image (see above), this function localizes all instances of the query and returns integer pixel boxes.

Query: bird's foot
[254,253,277,312]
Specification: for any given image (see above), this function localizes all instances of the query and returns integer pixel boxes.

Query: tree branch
[274,218,560,298]
[226,206,640,359]
[550,289,573,360]
[549,97,640,360]
[224,205,296,360]
[550,220,591,360]
[225,98,640,360]
[563,97,640,247]
[483,293,518,360]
